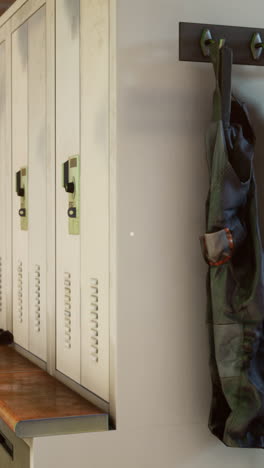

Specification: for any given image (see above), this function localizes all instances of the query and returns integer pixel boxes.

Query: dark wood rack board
[179,22,264,65]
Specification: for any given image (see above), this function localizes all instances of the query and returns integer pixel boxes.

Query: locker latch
[63,161,75,194]
[62,155,80,235]
[16,167,28,230]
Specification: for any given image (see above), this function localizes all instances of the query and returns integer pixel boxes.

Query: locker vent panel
[90,278,99,363]
[0,257,2,314]
[17,260,23,322]
[34,265,41,332]
[64,272,72,348]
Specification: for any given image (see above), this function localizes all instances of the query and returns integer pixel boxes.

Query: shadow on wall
[121,42,264,258]
[118,38,212,427]
[118,38,264,430]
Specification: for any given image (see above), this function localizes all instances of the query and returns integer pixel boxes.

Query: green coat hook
[250,32,264,60]
[200,29,225,57]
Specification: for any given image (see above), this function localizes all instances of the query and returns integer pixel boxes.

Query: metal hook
[200,29,225,57]
[251,33,264,60]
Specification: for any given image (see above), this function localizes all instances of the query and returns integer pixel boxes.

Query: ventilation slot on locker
[0,257,2,314]
[90,278,99,363]
[17,261,23,323]
[34,265,41,332]
[64,272,72,349]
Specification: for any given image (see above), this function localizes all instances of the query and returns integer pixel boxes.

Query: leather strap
[219,45,233,126]
[209,42,233,125]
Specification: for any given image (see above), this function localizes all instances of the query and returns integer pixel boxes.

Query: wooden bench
[0,345,108,438]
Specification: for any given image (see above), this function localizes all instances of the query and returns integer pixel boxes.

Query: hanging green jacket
[201,41,264,448]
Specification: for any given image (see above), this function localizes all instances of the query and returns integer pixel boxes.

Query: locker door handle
[15,167,28,230]
[63,161,75,193]
[16,170,24,197]
[0,431,14,459]
[66,182,74,193]
[61,155,80,235]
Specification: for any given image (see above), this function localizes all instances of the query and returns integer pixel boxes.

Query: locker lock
[62,155,80,235]
[15,167,28,231]
[68,207,76,218]
[19,208,26,217]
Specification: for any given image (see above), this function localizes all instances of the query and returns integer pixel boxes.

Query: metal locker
[56,0,81,383]
[12,22,29,350]
[80,0,110,402]
[12,6,47,361]
[0,40,7,331]
[56,0,110,400]
[28,6,47,361]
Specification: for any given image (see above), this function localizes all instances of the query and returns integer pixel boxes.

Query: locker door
[28,6,47,361]
[12,6,47,360]
[12,22,29,349]
[80,0,110,401]
[0,40,7,330]
[56,0,81,382]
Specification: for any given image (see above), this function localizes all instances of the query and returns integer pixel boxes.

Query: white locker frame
[0,21,12,334]
[0,0,115,416]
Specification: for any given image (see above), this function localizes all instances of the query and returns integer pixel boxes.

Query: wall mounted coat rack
[179,22,264,65]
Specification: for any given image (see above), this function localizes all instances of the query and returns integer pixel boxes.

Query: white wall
[34,0,264,466]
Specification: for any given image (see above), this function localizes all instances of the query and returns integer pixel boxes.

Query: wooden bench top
[0,345,42,373]
[0,346,108,438]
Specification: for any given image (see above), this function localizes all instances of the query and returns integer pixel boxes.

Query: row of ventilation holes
[16,266,98,355]
[17,260,23,322]
[18,262,41,330]
[64,272,72,348]
[64,274,99,361]
[35,265,40,332]
[90,278,99,362]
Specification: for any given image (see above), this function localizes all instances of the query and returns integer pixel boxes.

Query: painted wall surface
[34,0,264,466]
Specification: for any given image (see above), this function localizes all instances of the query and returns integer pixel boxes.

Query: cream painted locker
[0,39,8,331]
[56,0,81,382]
[56,0,110,401]
[12,21,29,349]
[80,0,110,402]
[27,6,47,361]
[12,6,47,361]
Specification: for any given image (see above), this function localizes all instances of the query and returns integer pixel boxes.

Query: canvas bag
[201,40,264,448]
